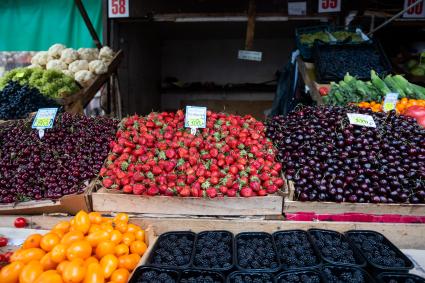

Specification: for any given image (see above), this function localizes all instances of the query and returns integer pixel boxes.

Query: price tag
[32,108,58,138]
[185,106,207,135]
[108,0,129,18]
[347,113,376,128]
[403,0,425,18]
[318,0,341,13]
[383,93,399,112]
[238,50,262,61]
[288,2,307,16]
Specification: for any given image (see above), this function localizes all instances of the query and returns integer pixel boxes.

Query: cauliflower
[30,51,49,66]
[78,48,99,62]
[88,60,107,75]
[68,60,89,73]
[48,43,66,59]
[62,69,74,77]
[74,70,95,87]
[60,48,78,64]
[99,46,114,63]
[46,59,68,71]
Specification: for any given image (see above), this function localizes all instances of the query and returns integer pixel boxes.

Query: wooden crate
[283,179,425,216]
[55,50,123,114]
[297,57,328,105]
[0,180,94,215]
[91,187,284,217]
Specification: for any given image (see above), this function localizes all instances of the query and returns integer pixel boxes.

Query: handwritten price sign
[403,0,425,18]
[32,108,58,130]
[108,0,129,18]
[185,106,207,135]
[318,0,341,13]
[347,113,376,128]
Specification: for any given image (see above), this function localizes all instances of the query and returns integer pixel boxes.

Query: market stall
[0,0,425,282]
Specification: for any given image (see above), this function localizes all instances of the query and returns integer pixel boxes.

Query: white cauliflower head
[46,59,68,71]
[88,60,107,75]
[60,48,78,64]
[77,48,99,62]
[68,60,89,73]
[48,43,66,59]
[30,51,49,66]
[75,70,95,87]
[62,70,74,77]
[99,46,114,63]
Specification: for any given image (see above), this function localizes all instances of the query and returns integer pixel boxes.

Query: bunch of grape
[0,81,59,120]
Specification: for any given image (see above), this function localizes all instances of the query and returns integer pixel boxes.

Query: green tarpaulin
[0,0,102,51]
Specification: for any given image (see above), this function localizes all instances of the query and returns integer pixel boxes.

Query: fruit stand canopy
[0,0,102,51]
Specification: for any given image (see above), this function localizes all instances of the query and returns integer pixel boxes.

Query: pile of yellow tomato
[0,211,147,283]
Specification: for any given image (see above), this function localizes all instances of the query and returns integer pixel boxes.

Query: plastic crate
[377,272,425,283]
[308,229,367,268]
[129,266,180,283]
[345,230,414,275]
[227,271,275,283]
[179,269,225,283]
[295,24,332,61]
[313,40,392,83]
[321,265,376,283]
[276,269,325,283]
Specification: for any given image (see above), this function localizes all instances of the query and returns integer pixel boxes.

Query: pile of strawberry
[100,110,284,197]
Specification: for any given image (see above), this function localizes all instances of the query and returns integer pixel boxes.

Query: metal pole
[368,0,423,36]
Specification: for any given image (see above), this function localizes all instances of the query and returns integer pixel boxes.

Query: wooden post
[245,0,256,50]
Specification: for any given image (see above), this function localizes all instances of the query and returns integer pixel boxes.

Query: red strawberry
[133,184,146,195]
[206,188,217,198]
[240,187,253,197]
[165,149,176,159]
[227,189,237,197]
[219,186,228,195]
[123,185,133,194]
[266,184,278,194]
[179,187,190,197]
[249,181,261,192]
[152,166,162,175]
[146,186,159,196]
[133,171,144,182]
[257,189,267,196]
[102,178,113,188]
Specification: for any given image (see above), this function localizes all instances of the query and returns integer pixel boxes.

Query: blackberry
[193,231,233,269]
[229,273,274,283]
[277,271,322,283]
[309,230,358,265]
[236,233,279,270]
[322,266,367,283]
[149,232,195,267]
[137,268,176,283]
[274,230,319,269]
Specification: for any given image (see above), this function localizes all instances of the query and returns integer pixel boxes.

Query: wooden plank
[297,57,329,105]
[284,180,425,216]
[92,191,283,216]
[1,215,423,249]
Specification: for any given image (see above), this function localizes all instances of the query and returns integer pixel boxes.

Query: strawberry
[240,187,253,197]
[133,184,146,195]
[123,185,133,194]
[179,187,190,197]
[146,186,159,196]
[133,171,144,182]
[102,178,113,188]
[206,188,217,198]
[227,189,237,197]
[219,186,228,195]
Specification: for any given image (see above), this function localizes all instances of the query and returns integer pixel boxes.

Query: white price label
[108,0,129,18]
[318,0,341,13]
[383,93,399,112]
[288,2,307,16]
[32,108,58,129]
[238,50,262,62]
[403,0,425,18]
[185,106,207,132]
[347,113,376,128]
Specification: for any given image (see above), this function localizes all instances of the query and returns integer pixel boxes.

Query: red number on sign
[407,0,424,14]
[111,0,119,14]
[322,0,329,9]
[119,0,126,14]
[329,0,337,8]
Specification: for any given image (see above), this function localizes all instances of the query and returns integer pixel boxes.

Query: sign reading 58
[318,0,341,13]
[403,0,425,18]
[108,0,129,18]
